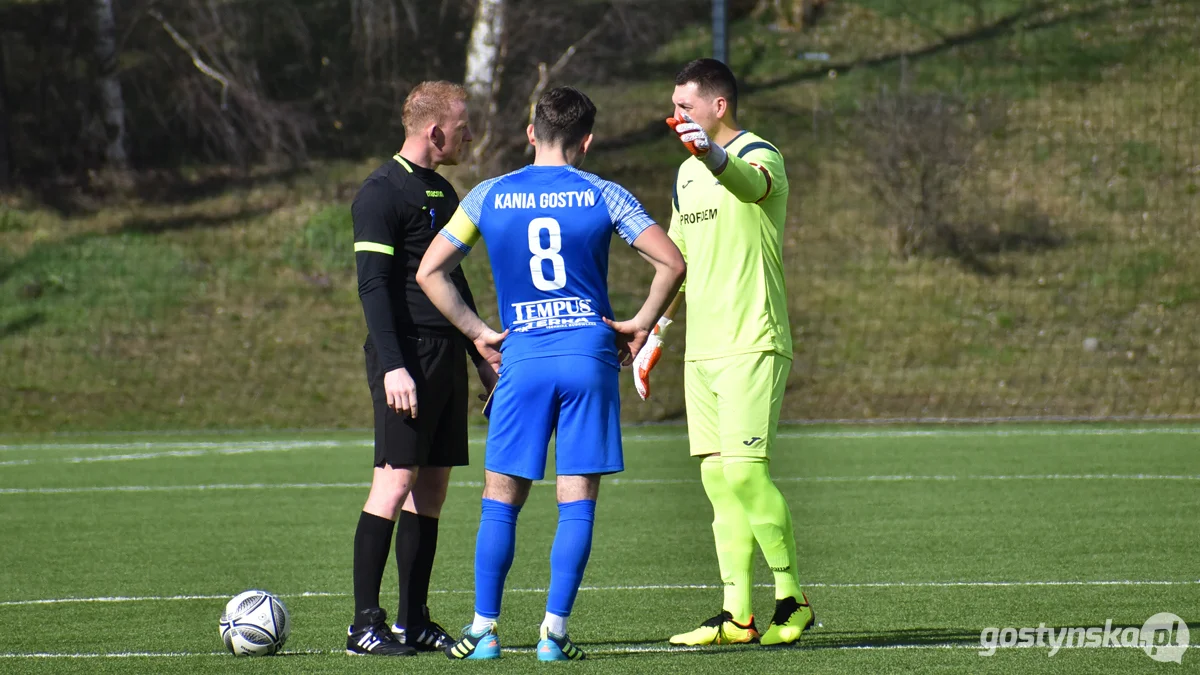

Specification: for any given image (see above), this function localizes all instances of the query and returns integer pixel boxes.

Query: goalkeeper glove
[633,317,673,401]
[665,114,727,172]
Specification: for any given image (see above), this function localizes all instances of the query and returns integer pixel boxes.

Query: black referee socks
[352,511,396,622]
[395,511,440,629]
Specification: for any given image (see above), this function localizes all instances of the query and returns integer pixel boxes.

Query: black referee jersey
[352,153,484,372]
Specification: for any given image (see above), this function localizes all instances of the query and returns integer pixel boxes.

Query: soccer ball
[219,590,290,656]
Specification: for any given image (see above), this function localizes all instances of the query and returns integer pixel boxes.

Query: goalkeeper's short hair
[533,86,597,149]
[675,58,738,118]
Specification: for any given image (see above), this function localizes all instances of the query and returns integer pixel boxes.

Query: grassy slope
[2,0,1199,432]
[0,426,1196,672]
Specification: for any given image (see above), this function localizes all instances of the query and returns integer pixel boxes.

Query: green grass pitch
[0,425,1197,673]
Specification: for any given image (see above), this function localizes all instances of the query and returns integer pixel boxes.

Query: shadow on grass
[0,230,199,331]
[20,165,312,218]
[596,0,1157,153]
[588,627,986,661]
[746,0,1155,95]
[0,311,44,340]
[0,232,100,281]
[804,626,989,647]
[131,165,313,205]
[119,206,278,234]
[593,621,1200,660]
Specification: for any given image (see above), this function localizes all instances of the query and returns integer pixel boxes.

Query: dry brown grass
[3,1,1198,431]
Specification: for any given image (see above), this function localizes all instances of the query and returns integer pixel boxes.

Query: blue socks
[472,498,597,625]
[474,498,521,620]
[546,500,596,618]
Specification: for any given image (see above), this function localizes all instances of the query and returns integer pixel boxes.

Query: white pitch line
[0,440,362,465]
[805,579,1200,589]
[3,425,1200,455]
[1,413,1195,441]
[0,651,229,659]
[0,641,1163,659]
[0,482,371,495]
[3,579,1197,607]
[498,643,988,655]
[784,473,1200,482]
[4,473,1198,495]
[775,427,1200,440]
[0,440,363,453]
[612,474,1200,485]
[0,591,349,607]
[1,425,1197,465]
[787,413,1200,426]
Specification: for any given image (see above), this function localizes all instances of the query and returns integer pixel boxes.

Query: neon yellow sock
[722,457,803,601]
[700,455,755,624]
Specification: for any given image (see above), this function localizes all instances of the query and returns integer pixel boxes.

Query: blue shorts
[485,355,623,481]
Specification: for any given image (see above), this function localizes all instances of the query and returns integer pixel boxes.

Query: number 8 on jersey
[528,217,567,291]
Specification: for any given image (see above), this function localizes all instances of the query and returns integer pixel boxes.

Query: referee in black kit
[346,81,499,657]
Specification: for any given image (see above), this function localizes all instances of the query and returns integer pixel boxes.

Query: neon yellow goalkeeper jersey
[669,130,792,362]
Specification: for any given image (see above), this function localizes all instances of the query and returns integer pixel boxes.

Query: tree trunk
[760,0,824,30]
[92,0,128,170]
[464,0,505,164]
[0,37,12,187]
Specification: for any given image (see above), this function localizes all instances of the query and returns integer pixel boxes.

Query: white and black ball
[219,590,290,656]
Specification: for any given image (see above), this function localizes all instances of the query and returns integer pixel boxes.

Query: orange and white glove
[665,113,727,171]
[633,317,673,400]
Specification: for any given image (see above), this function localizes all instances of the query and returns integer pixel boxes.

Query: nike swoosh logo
[682,179,694,188]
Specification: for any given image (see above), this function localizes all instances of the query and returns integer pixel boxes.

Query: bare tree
[92,0,128,171]
[464,0,507,163]
[0,36,11,187]
[465,1,630,166]
[145,4,312,166]
[521,15,610,155]
[855,87,1020,271]
[753,0,828,30]
[350,0,407,96]
[0,0,686,187]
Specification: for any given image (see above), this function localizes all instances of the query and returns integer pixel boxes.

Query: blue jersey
[440,165,654,367]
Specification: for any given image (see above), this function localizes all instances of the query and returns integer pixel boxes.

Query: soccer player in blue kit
[416,86,686,661]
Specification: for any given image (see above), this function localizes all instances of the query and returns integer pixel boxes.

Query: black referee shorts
[364,334,469,468]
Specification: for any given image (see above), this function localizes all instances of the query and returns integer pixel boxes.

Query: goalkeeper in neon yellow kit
[635,58,813,647]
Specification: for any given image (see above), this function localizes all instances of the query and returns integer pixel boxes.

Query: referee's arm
[352,180,406,373]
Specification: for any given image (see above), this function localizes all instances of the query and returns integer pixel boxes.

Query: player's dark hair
[533,86,597,149]
[675,58,738,118]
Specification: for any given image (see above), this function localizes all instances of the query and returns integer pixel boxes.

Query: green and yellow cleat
[444,624,501,660]
[669,611,760,646]
[536,625,586,661]
[760,594,815,646]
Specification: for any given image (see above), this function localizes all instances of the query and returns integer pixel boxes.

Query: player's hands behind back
[631,317,671,400]
[604,317,652,368]
[472,328,504,416]
[476,361,499,402]
[471,326,507,374]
